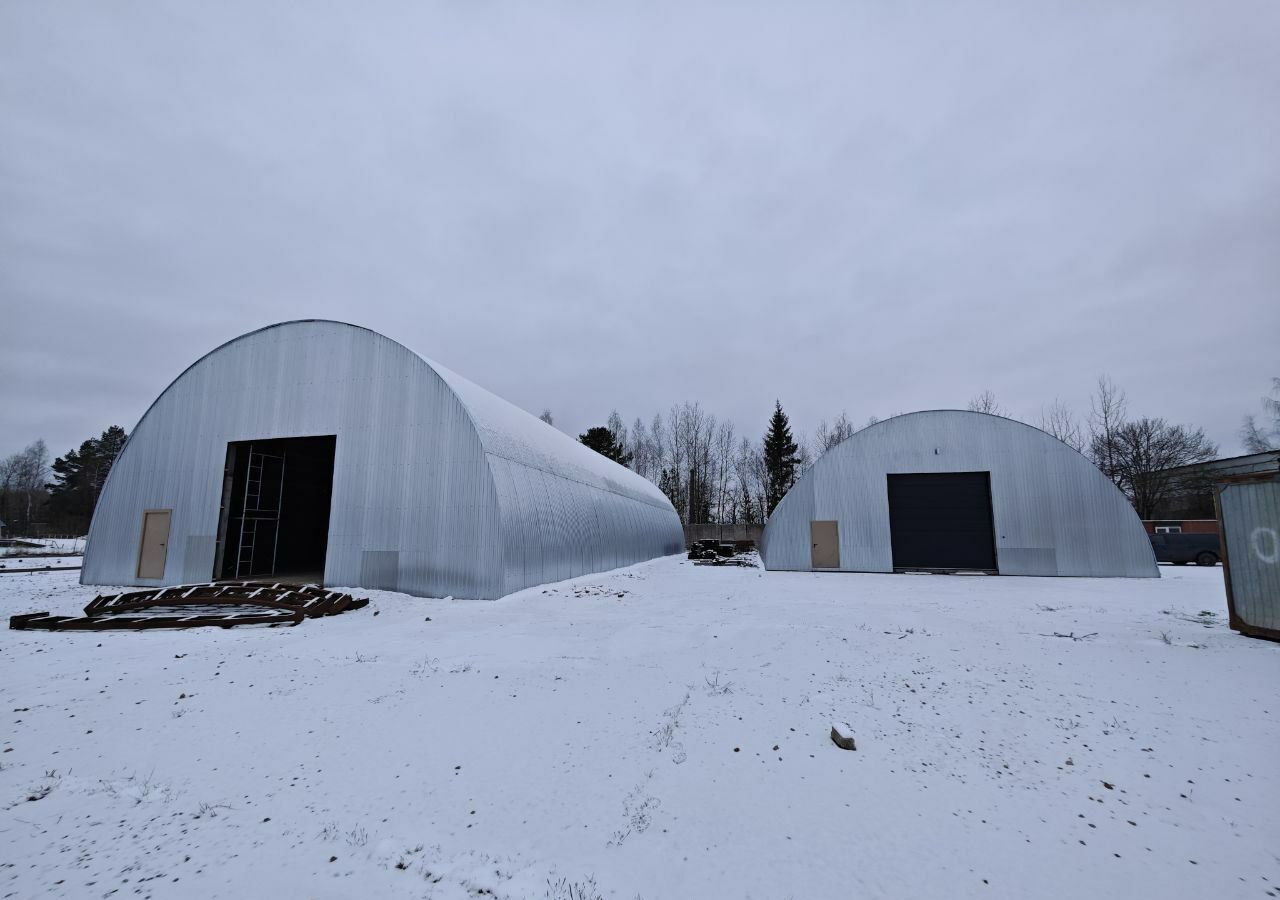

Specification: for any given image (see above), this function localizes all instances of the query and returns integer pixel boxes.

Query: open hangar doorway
[213,435,337,584]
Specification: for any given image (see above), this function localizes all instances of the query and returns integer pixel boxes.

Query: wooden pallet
[10,583,368,632]
[10,609,302,630]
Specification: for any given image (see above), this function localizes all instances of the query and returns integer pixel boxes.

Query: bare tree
[967,390,1004,416]
[628,416,658,480]
[660,405,687,519]
[1109,418,1218,519]
[815,411,856,456]
[1241,417,1272,453]
[606,410,627,452]
[611,405,747,523]
[671,402,717,523]
[1088,375,1128,485]
[0,453,18,534]
[733,436,767,525]
[0,440,50,535]
[21,440,49,528]
[1240,377,1280,452]
[538,409,554,426]
[649,412,667,478]
[709,420,736,524]
[651,403,717,522]
[793,440,813,481]
[1039,399,1084,452]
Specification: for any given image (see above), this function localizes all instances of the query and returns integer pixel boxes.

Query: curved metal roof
[429,357,671,511]
[119,319,669,511]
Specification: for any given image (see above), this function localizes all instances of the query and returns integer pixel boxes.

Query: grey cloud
[2,1,1277,460]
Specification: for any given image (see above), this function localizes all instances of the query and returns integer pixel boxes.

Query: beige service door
[810,520,840,569]
[136,509,172,579]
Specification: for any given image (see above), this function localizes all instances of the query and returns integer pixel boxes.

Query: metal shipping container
[1216,472,1280,641]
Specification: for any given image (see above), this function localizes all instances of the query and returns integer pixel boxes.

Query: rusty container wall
[1216,474,1280,641]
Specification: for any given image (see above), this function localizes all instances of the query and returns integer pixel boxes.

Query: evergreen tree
[578,426,633,466]
[763,401,798,516]
[47,426,127,530]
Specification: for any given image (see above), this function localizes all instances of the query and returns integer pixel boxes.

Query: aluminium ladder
[235,446,286,578]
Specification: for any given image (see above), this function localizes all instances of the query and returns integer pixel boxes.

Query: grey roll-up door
[887,472,997,571]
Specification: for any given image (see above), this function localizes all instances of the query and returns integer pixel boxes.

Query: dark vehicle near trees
[1149,531,1221,566]
[687,539,736,561]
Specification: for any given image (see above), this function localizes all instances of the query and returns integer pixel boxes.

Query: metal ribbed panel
[1220,478,1280,634]
[760,410,1157,578]
[82,320,682,599]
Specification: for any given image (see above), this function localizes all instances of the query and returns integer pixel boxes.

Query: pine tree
[48,425,127,530]
[578,426,633,466]
[763,401,798,516]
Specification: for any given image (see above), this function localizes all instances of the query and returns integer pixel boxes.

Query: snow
[0,536,83,572]
[2,558,1277,899]
[0,537,84,558]
[0,556,81,572]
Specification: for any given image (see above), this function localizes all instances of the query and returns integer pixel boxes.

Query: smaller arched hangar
[760,410,1157,578]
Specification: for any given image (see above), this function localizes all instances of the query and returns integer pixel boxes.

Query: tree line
[571,374,1279,525]
[575,402,806,526]
[0,427,127,536]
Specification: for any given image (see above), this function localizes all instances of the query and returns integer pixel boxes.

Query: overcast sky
[3,1,1277,464]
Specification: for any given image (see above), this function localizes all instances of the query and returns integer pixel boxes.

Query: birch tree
[1039,399,1084,452]
[1240,377,1280,452]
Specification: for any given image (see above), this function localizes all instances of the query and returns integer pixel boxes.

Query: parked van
[1149,532,1220,566]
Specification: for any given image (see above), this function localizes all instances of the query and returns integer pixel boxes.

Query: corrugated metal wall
[760,410,1157,577]
[432,357,685,595]
[1219,476,1280,638]
[82,320,682,599]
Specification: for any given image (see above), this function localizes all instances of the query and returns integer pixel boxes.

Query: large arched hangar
[82,320,685,599]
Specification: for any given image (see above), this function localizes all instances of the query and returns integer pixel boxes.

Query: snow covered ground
[2,558,1276,899]
[0,558,82,573]
[0,537,86,575]
[0,537,85,561]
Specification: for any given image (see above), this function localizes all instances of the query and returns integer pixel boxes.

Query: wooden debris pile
[692,551,760,568]
[9,582,369,631]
